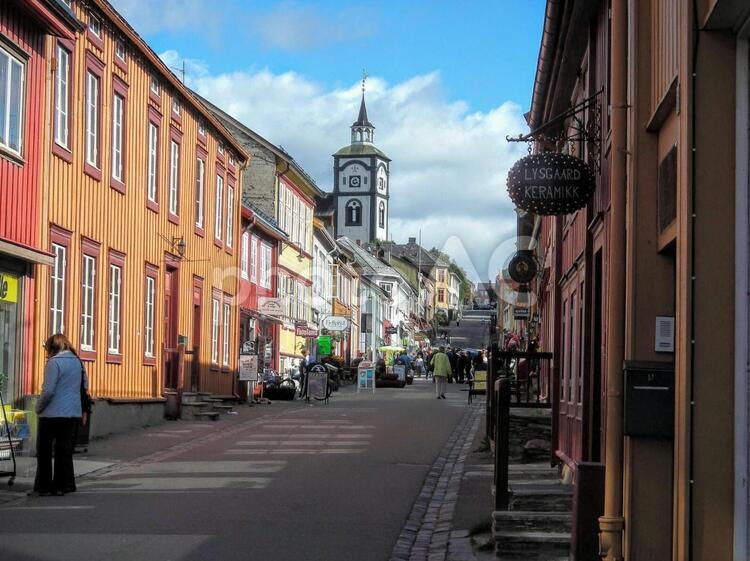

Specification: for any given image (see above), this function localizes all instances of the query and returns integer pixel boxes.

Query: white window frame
[144,276,155,357]
[54,45,69,149]
[222,302,230,366]
[169,140,179,215]
[115,37,126,62]
[250,236,258,284]
[215,174,224,240]
[111,92,124,182]
[172,98,181,116]
[240,232,249,279]
[108,263,122,354]
[147,122,158,202]
[195,158,204,227]
[150,75,160,96]
[85,71,99,167]
[88,12,102,38]
[226,185,234,248]
[0,46,24,156]
[211,298,220,364]
[81,255,96,351]
[50,243,67,334]
[260,243,272,289]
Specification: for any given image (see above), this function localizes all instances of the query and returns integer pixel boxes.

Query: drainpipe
[599,1,628,560]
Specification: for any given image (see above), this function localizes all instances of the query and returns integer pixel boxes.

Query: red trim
[167,126,182,225]
[114,36,128,73]
[49,225,73,336]
[143,262,159,366]
[86,11,104,51]
[83,52,105,181]
[52,38,74,164]
[146,106,162,213]
[110,75,129,194]
[79,237,101,362]
[216,143,226,164]
[106,249,126,364]
[197,121,207,145]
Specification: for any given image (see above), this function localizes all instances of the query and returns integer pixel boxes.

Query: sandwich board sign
[307,364,329,403]
[357,361,376,393]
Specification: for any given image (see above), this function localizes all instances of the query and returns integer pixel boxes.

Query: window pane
[215,176,223,239]
[86,72,99,166]
[195,159,204,227]
[148,123,158,201]
[226,186,234,247]
[55,47,69,148]
[169,141,179,214]
[145,276,155,357]
[8,59,22,152]
[112,94,124,181]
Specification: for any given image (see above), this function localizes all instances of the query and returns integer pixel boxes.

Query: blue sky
[112,0,546,281]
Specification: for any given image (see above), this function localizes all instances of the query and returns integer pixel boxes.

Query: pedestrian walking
[430,346,452,399]
[33,334,89,496]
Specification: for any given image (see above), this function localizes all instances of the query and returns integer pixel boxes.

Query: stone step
[202,397,224,403]
[180,392,199,404]
[493,510,572,533]
[192,411,220,421]
[212,404,235,412]
[494,530,570,558]
[182,401,212,409]
[509,483,573,512]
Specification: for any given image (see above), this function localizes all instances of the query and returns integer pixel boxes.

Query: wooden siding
[651,0,678,112]
[33,3,242,399]
[0,5,45,251]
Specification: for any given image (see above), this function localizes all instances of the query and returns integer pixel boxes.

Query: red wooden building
[0,0,81,407]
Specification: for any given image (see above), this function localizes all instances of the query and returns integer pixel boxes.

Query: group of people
[412,346,487,399]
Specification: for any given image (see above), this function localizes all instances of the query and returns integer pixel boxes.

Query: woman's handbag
[80,365,93,425]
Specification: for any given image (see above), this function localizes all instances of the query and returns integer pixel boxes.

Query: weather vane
[362,69,367,94]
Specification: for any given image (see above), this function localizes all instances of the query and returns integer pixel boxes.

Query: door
[163,267,179,389]
[191,279,202,392]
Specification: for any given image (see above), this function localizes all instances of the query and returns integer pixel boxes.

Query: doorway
[163,266,179,390]
[191,277,203,392]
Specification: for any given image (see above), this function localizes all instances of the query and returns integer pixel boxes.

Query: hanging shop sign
[506,153,595,215]
[258,297,285,317]
[513,307,530,320]
[507,251,538,284]
[385,326,398,335]
[295,325,318,338]
[317,336,332,356]
[321,316,350,332]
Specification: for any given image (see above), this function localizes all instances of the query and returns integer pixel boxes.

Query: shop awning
[0,238,54,266]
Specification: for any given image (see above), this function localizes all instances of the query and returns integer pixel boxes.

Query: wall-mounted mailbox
[624,360,674,438]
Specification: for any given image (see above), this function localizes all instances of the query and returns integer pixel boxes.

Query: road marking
[80,476,272,491]
[98,461,287,476]
[0,505,95,511]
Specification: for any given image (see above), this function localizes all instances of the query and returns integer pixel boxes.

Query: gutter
[530,0,563,128]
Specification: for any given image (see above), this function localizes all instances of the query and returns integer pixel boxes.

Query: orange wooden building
[31,0,248,412]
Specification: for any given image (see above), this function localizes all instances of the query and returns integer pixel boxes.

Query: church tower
[333,77,390,244]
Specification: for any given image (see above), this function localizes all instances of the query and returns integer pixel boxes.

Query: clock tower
[332,83,390,244]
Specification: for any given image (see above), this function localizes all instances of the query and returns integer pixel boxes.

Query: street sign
[321,315,350,332]
[385,326,398,335]
[239,354,258,382]
[317,336,332,356]
[307,364,329,403]
[259,297,285,316]
[357,361,376,393]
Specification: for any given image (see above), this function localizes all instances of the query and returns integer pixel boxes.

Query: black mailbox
[624,360,674,438]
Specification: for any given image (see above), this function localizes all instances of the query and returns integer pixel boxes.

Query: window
[80,254,97,351]
[169,140,180,216]
[144,273,155,359]
[240,232,249,279]
[107,258,123,355]
[250,236,258,283]
[195,158,205,228]
[438,269,445,283]
[150,75,160,96]
[54,45,70,150]
[50,243,67,334]
[345,200,362,226]
[111,93,124,182]
[88,13,101,38]
[215,174,224,241]
[378,201,385,228]
[217,142,225,155]
[226,185,234,248]
[115,38,126,62]
[198,121,206,136]
[211,297,220,364]
[147,122,158,203]
[172,98,181,116]
[85,71,99,168]
[0,45,24,155]
[222,302,230,366]
[260,243,272,289]
[438,289,445,304]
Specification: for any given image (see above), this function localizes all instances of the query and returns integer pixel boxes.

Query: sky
[111,0,546,281]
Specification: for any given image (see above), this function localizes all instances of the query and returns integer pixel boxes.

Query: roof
[242,202,288,241]
[92,0,248,161]
[352,95,373,128]
[333,144,390,160]
[387,241,450,275]
[336,237,401,278]
[314,193,336,216]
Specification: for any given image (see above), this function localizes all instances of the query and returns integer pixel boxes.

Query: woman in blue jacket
[32,334,89,496]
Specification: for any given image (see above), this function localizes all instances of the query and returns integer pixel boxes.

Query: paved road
[0,380,476,561]
[441,309,492,349]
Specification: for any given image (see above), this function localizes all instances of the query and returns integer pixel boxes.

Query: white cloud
[171,54,526,282]
[111,0,223,37]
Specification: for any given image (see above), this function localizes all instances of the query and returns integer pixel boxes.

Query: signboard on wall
[239,354,259,382]
[321,316,350,332]
[317,336,332,356]
[295,325,318,338]
[0,273,18,304]
[259,297,285,316]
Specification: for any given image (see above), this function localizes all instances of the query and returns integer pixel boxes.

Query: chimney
[408,237,416,244]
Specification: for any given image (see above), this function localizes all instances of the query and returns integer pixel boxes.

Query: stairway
[180,392,237,420]
[493,463,572,560]
[442,308,493,349]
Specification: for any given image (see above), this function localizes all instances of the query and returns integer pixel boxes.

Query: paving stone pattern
[390,403,483,561]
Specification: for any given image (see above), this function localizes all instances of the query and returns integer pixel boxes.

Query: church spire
[351,70,374,144]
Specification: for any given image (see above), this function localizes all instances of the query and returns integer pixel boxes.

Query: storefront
[0,261,25,407]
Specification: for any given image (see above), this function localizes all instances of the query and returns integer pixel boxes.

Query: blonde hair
[44,333,78,357]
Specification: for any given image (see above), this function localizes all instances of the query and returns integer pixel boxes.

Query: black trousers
[34,417,79,493]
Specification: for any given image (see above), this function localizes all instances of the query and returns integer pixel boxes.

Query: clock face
[349,175,361,188]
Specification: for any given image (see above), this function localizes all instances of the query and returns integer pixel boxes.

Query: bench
[468,370,488,404]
